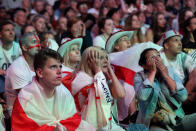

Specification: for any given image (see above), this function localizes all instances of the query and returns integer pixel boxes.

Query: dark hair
[179,8,193,33]
[21,24,34,35]
[124,13,137,30]
[32,14,45,24]
[106,8,119,18]
[98,17,111,34]
[0,20,14,32]
[139,48,158,66]
[34,48,63,75]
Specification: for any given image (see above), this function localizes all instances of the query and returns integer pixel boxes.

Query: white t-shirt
[61,65,73,77]
[5,56,35,113]
[160,52,195,83]
[0,40,21,71]
[93,34,107,49]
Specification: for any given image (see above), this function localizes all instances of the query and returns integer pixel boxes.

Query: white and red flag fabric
[109,42,162,120]
[62,71,125,130]
[11,79,95,131]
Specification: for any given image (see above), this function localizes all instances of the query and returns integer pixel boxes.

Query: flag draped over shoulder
[109,42,162,120]
[11,79,95,131]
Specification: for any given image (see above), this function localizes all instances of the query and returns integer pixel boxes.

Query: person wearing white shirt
[5,32,41,115]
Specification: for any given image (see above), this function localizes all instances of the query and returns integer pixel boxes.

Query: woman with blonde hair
[58,37,82,77]
[62,46,125,130]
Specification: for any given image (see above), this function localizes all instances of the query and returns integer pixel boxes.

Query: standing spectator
[93,18,114,49]
[88,0,101,19]
[146,12,167,45]
[5,32,40,115]
[11,48,95,131]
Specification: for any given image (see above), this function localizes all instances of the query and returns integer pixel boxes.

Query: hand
[0,69,6,75]
[154,57,168,74]
[146,56,156,73]
[88,49,101,74]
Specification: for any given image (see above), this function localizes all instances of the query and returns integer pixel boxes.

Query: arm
[145,29,153,42]
[107,64,125,99]
[134,72,154,101]
[155,57,177,92]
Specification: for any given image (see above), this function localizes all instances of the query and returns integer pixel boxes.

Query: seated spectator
[182,16,196,54]
[55,16,67,45]
[58,37,82,77]
[105,30,133,53]
[62,46,125,130]
[5,32,40,115]
[124,13,146,46]
[21,24,36,35]
[32,14,46,37]
[11,48,95,130]
[134,48,195,130]
[0,20,21,96]
[61,17,93,53]
[93,18,114,49]
[106,30,137,124]
[39,31,58,51]
[146,12,167,45]
[160,30,196,114]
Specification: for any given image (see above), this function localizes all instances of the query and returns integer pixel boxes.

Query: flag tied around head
[109,42,162,120]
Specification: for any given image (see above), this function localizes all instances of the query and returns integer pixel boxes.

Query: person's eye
[50,65,57,70]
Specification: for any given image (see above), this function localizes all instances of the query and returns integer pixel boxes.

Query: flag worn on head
[109,42,162,120]
[11,79,95,131]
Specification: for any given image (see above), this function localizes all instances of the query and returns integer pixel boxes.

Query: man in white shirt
[5,32,41,115]
[160,30,196,114]
[11,48,94,130]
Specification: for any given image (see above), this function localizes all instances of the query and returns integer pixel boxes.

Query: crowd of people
[0,0,196,130]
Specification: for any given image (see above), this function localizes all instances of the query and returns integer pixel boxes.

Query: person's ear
[114,44,119,51]
[164,43,169,50]
[36,68,43,79]
[21,45,28,52]
[186,26,191,31]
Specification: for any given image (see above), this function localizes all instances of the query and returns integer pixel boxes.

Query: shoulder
[6,57,27,76]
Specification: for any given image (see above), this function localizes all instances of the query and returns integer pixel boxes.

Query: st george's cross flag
[11,79,95,131]
[109,42,162,121]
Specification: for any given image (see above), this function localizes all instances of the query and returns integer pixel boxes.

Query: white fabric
[0,105,5,131]
[0,40,21,71]
[47,38,59,51]
[160,52,196,83]
[18,79,94,131]
[88,8,99,16]
[93,35,106,49]
[5,56,35,113]
[61,65,73,77]
[109,42,163,120]
[72,71,124,130]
